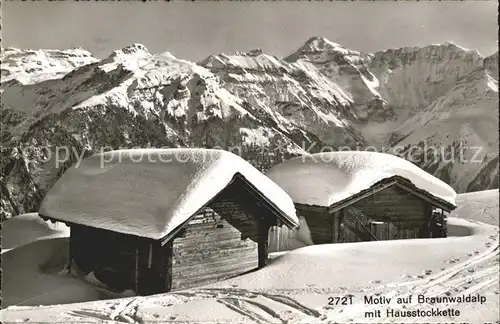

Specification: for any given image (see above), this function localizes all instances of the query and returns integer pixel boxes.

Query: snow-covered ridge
[0,47,98,86]
[200,47,362,146]
[285,36,369,62]
[1,44,254,139]
[369,42,486,110]
[39,148,299,240]
[266,151,457,207]
[386,56,499,193]
[200,50,288,76]
[282,39,496,195]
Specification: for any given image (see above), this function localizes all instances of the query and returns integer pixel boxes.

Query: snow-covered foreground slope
[2,190,498,323]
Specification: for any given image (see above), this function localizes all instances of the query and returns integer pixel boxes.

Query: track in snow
[173,288,323,323]
[64,286,324,324]
[63,231,499,324]
[294,237,500,323]
[66,298,144,323]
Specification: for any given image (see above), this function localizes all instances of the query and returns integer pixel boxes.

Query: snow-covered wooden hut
[39,148,298,295]
[266,151,457,245]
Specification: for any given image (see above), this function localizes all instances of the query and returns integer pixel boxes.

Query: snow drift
[39,148,299,240]
[2,237,112,307]
[451,189,499,226]
[1,213,70,253]
[266,151,457,207]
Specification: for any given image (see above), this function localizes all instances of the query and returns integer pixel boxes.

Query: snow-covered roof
[40,149,298,240]
[266,151,457,208]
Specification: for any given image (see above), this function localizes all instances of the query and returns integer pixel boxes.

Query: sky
[3,1,498,62]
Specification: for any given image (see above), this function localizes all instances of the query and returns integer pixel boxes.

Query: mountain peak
[285,36,360,63]
[306,36,337,44]
[240,48,265,57]
[100,43,152,70]
[110,43,150,57]
[442,41,468,50]
[303,36,348,51]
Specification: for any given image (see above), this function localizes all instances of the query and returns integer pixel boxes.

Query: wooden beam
[134,247,139,294]
[440,208,448,238]
[331,211,339,243]
[147,244,153,269]
[421,203,432,238]
[258,220,269,268]
[67,231,73,274]
[164,241,173,292]
[338,209,345,243]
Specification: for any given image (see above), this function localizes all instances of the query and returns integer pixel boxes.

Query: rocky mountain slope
[1,38,498,219]
[371,44,498,193]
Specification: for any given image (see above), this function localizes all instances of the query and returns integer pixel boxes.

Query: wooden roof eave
[232,173,299,229]
[37,214,160,243]
[392,181,456,212]
[327,176,456,215]
[327,179,398,214]
[159,172,298,246]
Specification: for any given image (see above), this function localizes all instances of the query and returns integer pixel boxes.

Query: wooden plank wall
[268,225,296,252]
[170,200,260,290]
[340,185,431,242]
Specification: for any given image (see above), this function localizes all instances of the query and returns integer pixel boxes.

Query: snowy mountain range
[1,37,498,219]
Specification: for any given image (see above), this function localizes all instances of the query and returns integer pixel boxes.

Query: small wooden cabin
[292,176,455,244]
[266,152,457,247]
[39,149,298,295]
